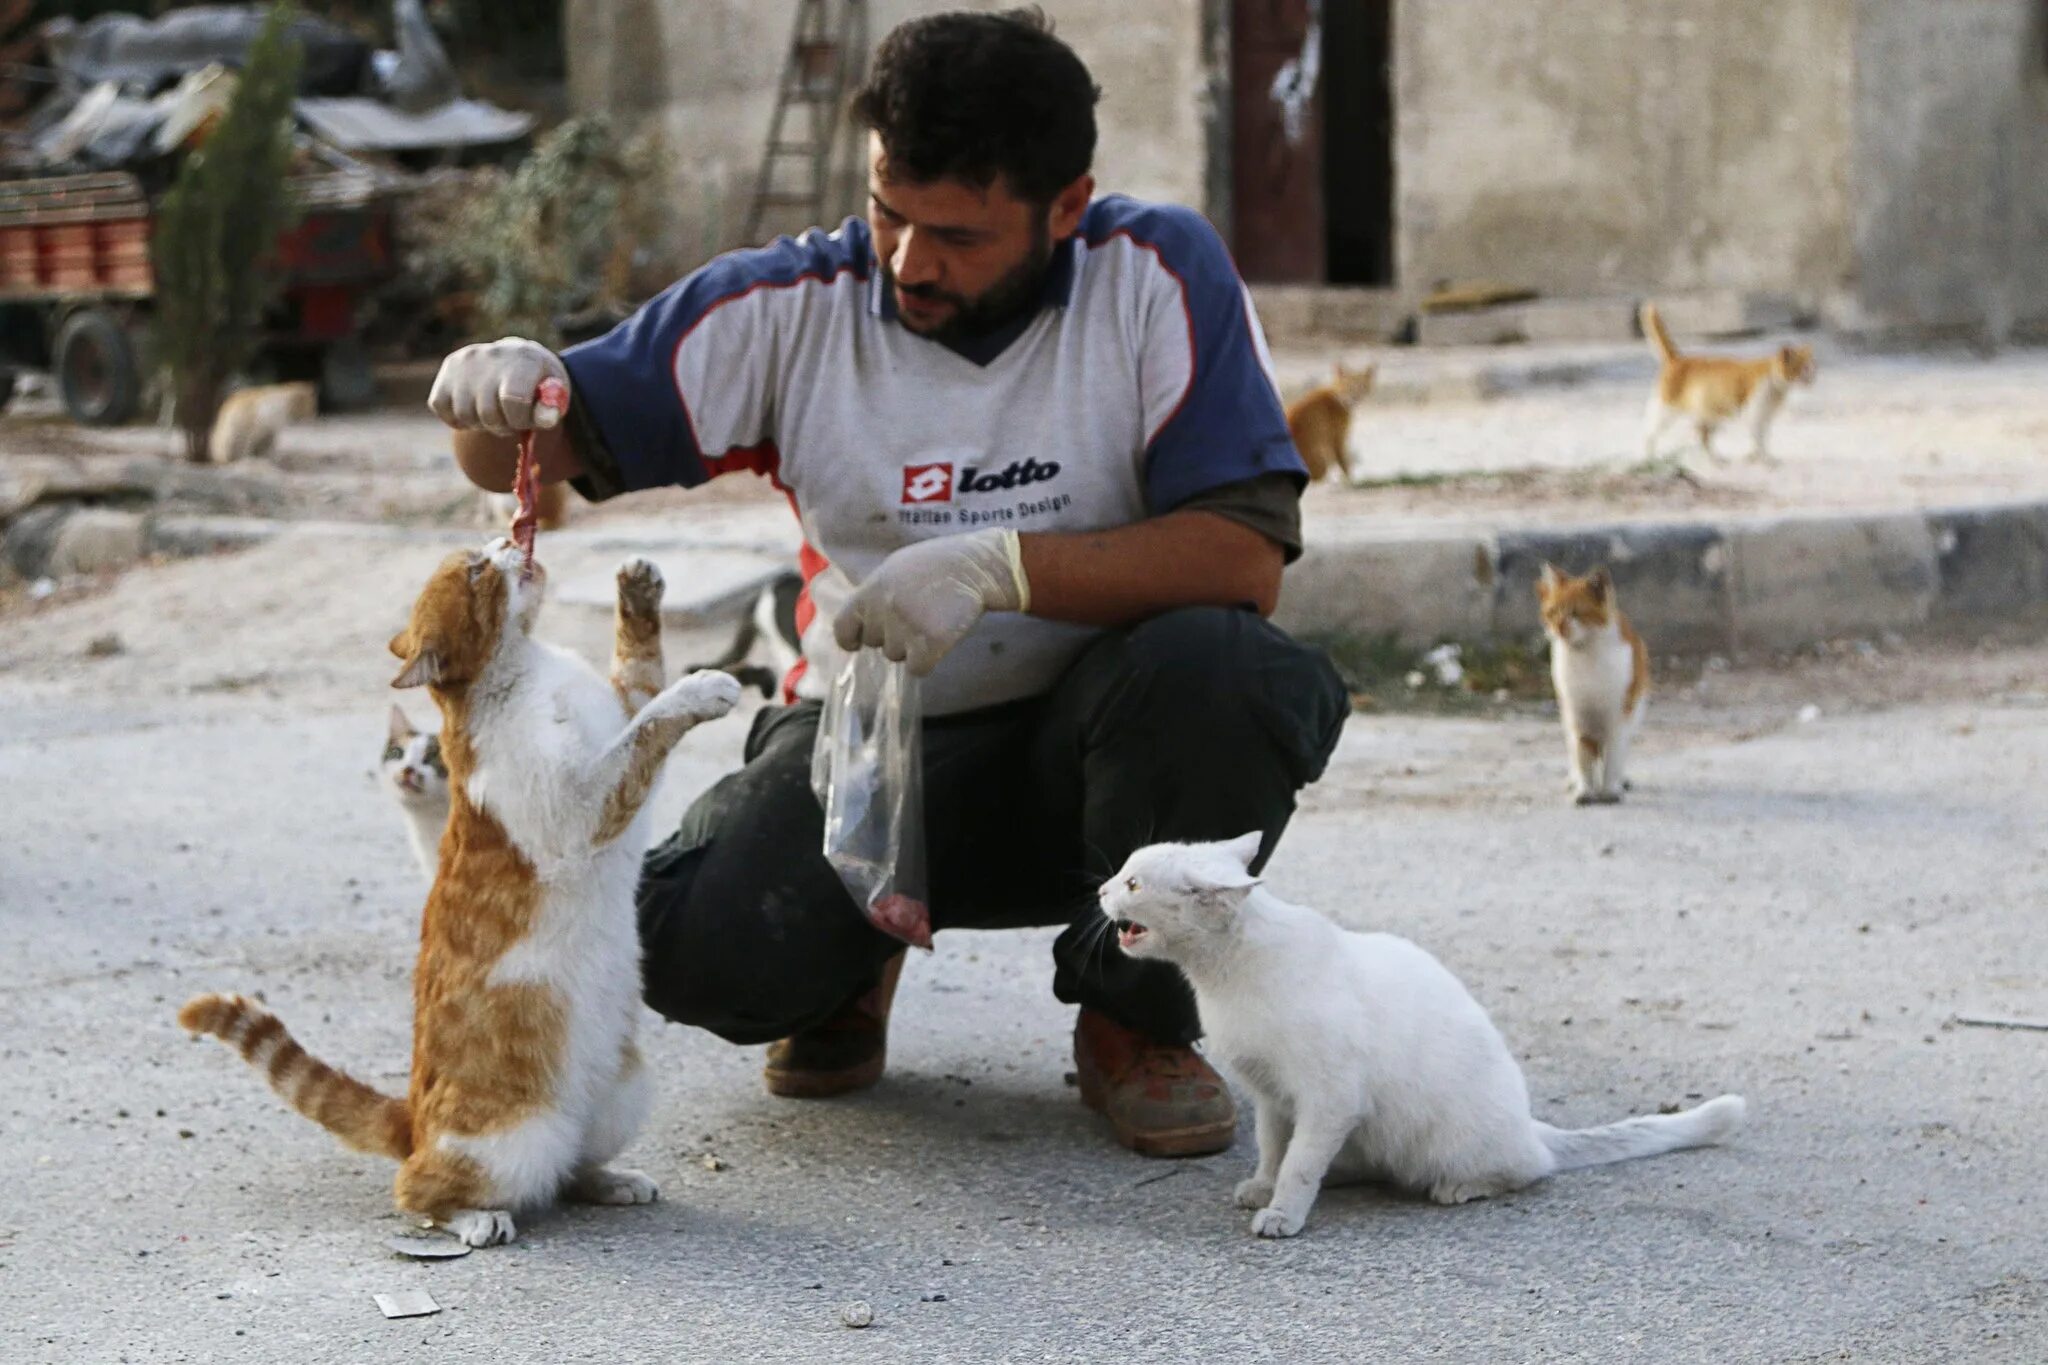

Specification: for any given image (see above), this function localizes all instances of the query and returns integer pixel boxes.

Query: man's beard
[885,218,1052,346]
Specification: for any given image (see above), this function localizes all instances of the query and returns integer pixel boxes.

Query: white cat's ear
[387,704,414,740]
[1221,831,1264,869]
[1538,562,1563,593]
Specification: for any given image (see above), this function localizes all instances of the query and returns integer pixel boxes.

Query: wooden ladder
[744,0,868,244]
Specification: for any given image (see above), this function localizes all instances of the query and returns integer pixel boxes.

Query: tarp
[293,97,534,153]
[41,7,375,97]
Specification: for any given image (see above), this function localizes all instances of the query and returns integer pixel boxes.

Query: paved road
[4,620,2047,1361]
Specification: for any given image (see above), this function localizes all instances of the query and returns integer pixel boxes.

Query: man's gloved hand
[833,529,1032,676]
[428,337,570,436]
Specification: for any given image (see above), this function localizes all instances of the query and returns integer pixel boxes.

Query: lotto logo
[901,462,955,504]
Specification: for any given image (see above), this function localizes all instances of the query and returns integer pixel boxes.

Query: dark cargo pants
[636,606,1349,1046]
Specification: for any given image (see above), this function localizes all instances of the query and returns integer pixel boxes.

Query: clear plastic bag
[810,651,932,949]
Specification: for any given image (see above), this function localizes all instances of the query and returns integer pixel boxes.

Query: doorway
[1229,0,1394,285]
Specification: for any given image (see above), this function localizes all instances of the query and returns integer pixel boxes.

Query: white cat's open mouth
[1114,918,1149,950]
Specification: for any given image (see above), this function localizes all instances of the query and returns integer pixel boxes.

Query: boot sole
[762,1052,886,1099]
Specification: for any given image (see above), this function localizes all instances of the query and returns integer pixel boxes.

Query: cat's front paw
[1249,1205,1304,1239]
[569,1166,660,1206]
[657,669,742,722]
[615,558,666,621]
[1234,1177,1275,1210]
[441,1208,517,1247]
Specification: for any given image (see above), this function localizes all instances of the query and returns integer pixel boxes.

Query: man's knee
[635,703,897,1044]
[1094,608,1348,778]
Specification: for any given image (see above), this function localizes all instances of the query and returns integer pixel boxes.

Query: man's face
[867,135,1090,343]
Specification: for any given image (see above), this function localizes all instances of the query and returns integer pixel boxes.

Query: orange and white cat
[178,543,739,1246]
[1537,563,1649,806]
[1285,361,1376,483]
[1640,302,1815,463]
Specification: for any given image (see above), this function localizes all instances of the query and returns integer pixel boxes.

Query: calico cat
[1640,302,1815,463]
[1284,361,1376,484]
[179,544,740,1247]
[383,705,450,881]
[207,381,319,464]
[1537,563,1649,806]
[380,556,733,888]
[1099,835,1746,1239]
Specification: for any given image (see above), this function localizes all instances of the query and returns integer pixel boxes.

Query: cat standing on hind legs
[380,557,678,882]
[181,543,740,1246]
[1537,563,1649,805]
[1100,835,1746,1239]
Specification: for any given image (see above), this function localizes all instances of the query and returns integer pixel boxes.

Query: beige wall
[1393,0,1856,301]
[1846,0,2048,339]
[569,0,2048,338]
[565,0,1209,278]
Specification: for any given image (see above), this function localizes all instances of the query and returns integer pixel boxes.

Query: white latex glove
[833,529,1031,676]
[428,337,569,436]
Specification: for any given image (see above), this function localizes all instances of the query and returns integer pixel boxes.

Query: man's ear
[1047,172,1094,240]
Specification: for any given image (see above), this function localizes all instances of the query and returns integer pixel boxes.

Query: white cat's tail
[1535,1094,1746,1173]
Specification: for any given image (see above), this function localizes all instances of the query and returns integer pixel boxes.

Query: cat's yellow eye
[1125,877,1139,893]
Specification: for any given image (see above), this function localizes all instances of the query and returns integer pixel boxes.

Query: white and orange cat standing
[1640,302,1816,464]
[180,543,740,1246]
[1537,563,1649,806]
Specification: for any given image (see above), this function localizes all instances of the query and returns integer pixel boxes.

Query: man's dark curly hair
[849,7,1100,206]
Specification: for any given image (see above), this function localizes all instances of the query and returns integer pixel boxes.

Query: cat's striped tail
[177,993,413,1160]
[1639,302,1680,364]
[1535,1094,1745,1173]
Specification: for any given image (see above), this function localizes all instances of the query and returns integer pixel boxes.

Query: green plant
[417,116,655,349]
[150,2,302,462]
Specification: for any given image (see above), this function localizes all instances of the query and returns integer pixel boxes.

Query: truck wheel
[54,309,140,426]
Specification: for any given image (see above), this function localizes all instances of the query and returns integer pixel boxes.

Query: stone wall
[1392,0,1856,302]
[1844,0,2048,340]
[564,0,1209,279]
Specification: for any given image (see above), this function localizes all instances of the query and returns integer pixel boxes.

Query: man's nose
[893,228,940,286]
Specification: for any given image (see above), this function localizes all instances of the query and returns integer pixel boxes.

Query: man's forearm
[451,426,583,494]
[1017,511,1285,627]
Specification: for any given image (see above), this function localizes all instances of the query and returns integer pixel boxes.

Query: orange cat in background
[1285,360,1376,483]
[1640,302,1815,463]
[1537,564,1649,806]
[178,545,740,1246]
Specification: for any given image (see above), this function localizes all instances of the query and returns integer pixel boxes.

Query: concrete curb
[1275,497,2048,657]
[12,499,2048,660]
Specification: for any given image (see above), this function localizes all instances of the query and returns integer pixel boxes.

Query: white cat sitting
[1098,835,1746,1239]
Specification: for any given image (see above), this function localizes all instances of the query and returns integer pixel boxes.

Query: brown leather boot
[762,952,906,1098]
[1072,1007,1236,1158]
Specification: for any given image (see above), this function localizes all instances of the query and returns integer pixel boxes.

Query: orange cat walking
[1285,361,1376,483]
[178,544,739,1246]
[1640,302,1815,464]
[1537,564,1649,806]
